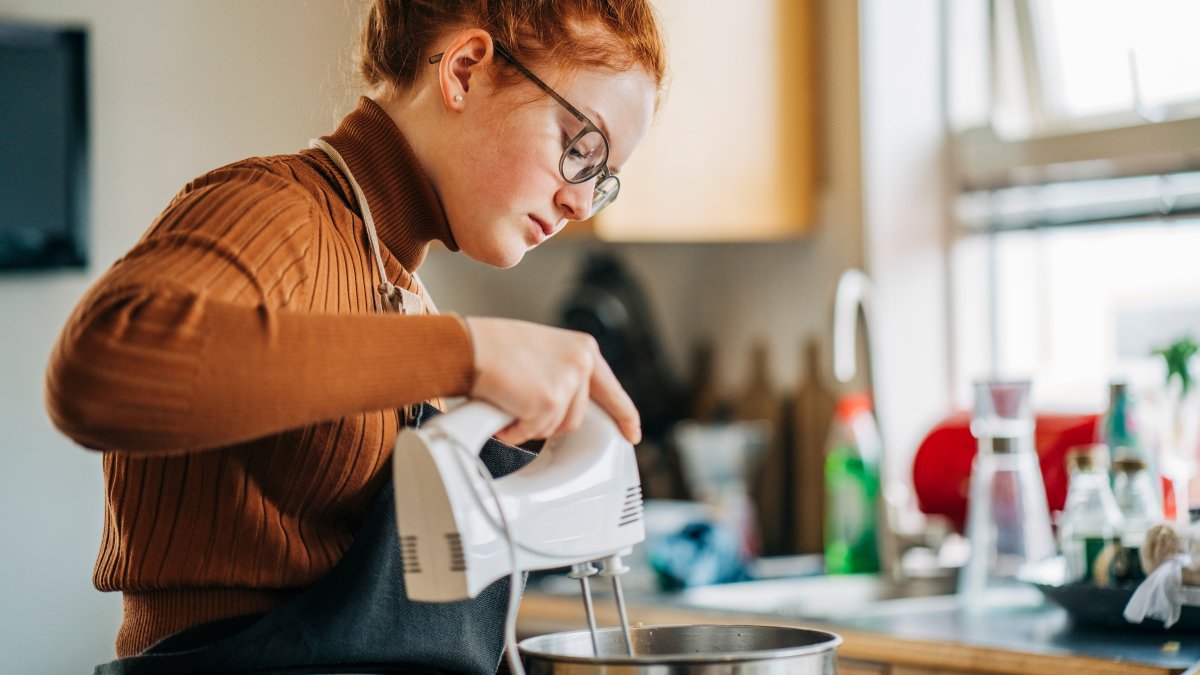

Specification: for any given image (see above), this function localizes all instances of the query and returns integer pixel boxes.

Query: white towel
[1125,553,1192,627]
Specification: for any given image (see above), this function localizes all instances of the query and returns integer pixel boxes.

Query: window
[1036,0,1200,123]
[946,0,1200,410]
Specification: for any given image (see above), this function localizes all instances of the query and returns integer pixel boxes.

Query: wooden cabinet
[839,658,892,675]
[592,0,817,242]
[841,662,1013,675]
[840,663,976,675]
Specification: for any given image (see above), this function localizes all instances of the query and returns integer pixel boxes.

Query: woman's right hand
[464,317,641,447]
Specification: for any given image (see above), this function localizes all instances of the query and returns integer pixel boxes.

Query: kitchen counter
[518,573,1200,674]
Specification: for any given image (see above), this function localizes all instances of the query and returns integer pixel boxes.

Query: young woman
[45,1,666,672]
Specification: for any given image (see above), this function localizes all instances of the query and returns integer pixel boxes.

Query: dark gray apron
[95,404,535,675]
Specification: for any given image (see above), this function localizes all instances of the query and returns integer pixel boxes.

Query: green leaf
[1154,335,1199,395]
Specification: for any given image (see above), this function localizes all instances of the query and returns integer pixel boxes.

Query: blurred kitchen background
[3,0,1200,672]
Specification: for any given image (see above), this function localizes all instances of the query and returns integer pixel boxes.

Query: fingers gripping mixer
[393,401,645,658]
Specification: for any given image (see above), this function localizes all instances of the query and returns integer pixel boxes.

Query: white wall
[0,0,865,671]
[0,1,360,671]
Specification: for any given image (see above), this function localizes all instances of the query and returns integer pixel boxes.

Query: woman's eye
[562,135,585,159]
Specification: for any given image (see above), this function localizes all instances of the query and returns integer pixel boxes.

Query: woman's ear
[436,29,495,111]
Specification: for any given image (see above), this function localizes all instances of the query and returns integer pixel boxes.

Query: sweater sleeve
[44,167,475,454]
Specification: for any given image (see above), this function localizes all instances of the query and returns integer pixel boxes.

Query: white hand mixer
[392,401,645,670]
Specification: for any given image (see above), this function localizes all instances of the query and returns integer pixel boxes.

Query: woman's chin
[466,242,526,269]
[493,252,524,269]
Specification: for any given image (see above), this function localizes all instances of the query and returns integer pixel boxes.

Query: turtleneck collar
[314,96,457,273]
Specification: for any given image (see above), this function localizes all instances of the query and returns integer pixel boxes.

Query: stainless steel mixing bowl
[519,624,841,674]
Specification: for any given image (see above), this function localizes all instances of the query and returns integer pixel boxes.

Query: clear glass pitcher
[958,380,1057,606]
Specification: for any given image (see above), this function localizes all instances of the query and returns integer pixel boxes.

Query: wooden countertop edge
[519,592,1181,675]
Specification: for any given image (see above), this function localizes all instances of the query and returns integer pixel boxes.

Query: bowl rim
[517,623,843,665]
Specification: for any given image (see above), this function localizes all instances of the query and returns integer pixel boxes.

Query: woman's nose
[555,180,595,222]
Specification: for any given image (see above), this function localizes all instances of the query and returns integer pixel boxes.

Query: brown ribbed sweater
[44,97,476,658]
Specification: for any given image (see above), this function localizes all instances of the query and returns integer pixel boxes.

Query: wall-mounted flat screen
[0,22,87,271]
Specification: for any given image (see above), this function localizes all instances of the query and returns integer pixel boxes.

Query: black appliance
[557,251,686,444]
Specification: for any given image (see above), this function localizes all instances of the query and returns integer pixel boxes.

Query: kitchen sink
[676,573,959,621]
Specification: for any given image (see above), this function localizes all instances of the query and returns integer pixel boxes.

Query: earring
[454,95,463,104]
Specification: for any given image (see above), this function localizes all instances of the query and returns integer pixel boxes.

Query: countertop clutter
[518,572,1200,674]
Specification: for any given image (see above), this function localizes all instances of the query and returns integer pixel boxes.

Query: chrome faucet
[832,269,876,387]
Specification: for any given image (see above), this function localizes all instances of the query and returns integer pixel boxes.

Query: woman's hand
[464,317,641,446]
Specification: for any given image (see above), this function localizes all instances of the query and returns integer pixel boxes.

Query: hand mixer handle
[427,401,515,456]
[397,398,642,602]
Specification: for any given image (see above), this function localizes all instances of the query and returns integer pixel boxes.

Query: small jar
[1058,445,1125,584]
[1112,457,1163,538]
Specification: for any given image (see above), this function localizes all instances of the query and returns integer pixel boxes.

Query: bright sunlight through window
[1038,0,1200,119]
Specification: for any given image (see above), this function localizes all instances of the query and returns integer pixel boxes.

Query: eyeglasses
[429,43,620,218]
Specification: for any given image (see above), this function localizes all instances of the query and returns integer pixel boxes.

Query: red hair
[359,0,667,97]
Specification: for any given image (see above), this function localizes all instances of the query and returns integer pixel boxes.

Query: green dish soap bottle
[824,392,882,574]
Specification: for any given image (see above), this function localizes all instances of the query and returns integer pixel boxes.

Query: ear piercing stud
[454,95,463,103]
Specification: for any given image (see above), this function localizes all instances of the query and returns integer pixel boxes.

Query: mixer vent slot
[619,484,644,527]
[400,535,421,575]
[445,533,466,572]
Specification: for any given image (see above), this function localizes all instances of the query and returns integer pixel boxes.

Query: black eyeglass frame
[429,42,620,215]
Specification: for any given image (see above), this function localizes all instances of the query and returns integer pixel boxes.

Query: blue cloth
[95,404,535,675]
[647,520,752,591]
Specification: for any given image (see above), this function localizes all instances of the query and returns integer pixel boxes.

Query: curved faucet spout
[833,268,876,386]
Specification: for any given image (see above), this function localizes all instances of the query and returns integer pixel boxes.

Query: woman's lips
[529,215,554,243]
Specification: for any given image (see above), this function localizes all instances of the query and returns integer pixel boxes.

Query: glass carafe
[958,380,1057,607]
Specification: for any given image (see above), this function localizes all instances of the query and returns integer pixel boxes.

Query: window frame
[956,0,1200,198]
